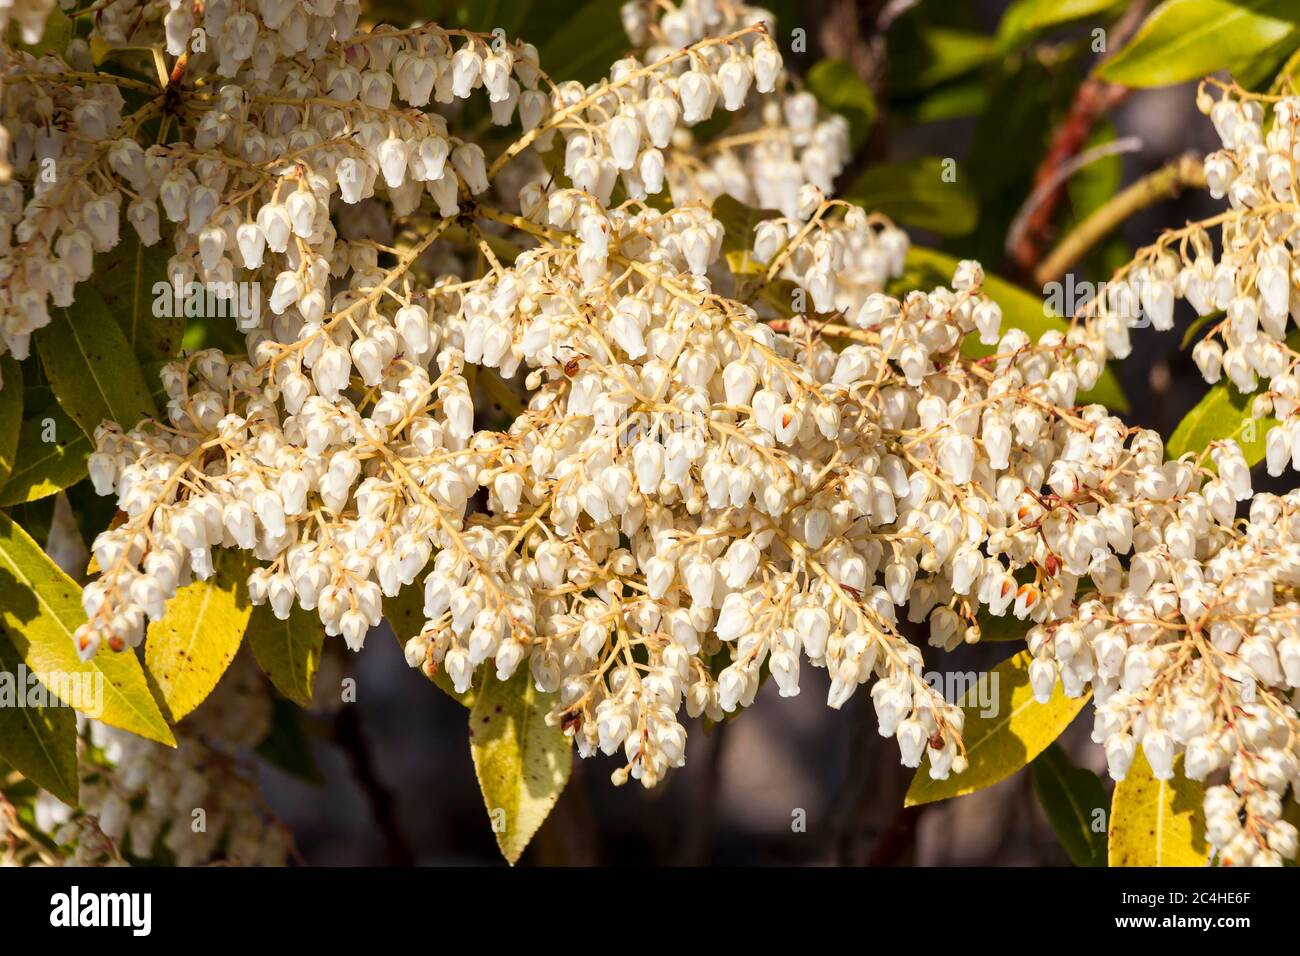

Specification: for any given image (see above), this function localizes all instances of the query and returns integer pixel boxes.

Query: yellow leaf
[469,668,571,865]
[906,650,1090,805]
[247,604,323,707]
[725,249,764,277]
[1109,751,1209,867]
[0,511,173,745]
[88,34,112,65]
[145,549,254,722]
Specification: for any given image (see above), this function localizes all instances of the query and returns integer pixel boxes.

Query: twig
[1006,135,1143,259]
[1009,79,1131,275]
[1034,152,1206,286]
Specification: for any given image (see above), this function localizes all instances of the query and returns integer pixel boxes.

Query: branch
[866,803,927,866]
[1009,79,1130,276]
[1008,0,1151,276]
[1033,152,1206,286]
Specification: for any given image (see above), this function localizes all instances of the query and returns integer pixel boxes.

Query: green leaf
[964,52,1075,223]
[1018,0,1123,32]
[993,0,1042,52]
[5,7,71,56]
[0,409,91,507]
[846,158,978,236]
[144,549,254,723]
[0,511,174,745]
[1062,122,1132,277]
[1099,0,1300,88]
[1165,380,1273,465]
[889,25,994,94]
[894,79,990,123]
[1179,310,1221,349]
[1109,752,1209,866]
[255,696,323,785]
[805,59,877,151]
[247,604,323,708]
[712,194,783,278]
[36,290,157,439]
[536,0,629,87]
[96,233,183,364]
[469,667,571,864]
[898,246,1129,410]
[385,579,475,707]
[974,607,1031,642]
[1031,743,1109,866]
[1271,42,1300,92]
[0,356,23,491]
[906,649,1091,805]
[1067,122,1124,222]
[0,625,79,805]
[1238,24,1300,89]
[996,0,1118,52]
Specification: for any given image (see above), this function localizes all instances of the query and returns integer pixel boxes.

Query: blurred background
[258,0,1264,865]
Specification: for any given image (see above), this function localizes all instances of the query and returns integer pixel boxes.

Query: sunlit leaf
[906,650,1090,805]
[1100,0,1300,88]
[1109,752,1209,866]
[144,549,254,723]
[0,409,91,508]
[1165,380,1274,465]
[469,668,571,864]
[0,512,173,745]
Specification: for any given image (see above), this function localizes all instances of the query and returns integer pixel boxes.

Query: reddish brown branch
[867,803,927,866]
[1010,78,1129,276]
[1008,1,1151,277]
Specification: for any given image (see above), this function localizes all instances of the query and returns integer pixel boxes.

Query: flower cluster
[0,1,553,379]
[620,0,850,217]
[1086,81,1300,476]
[0,48,131,375]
